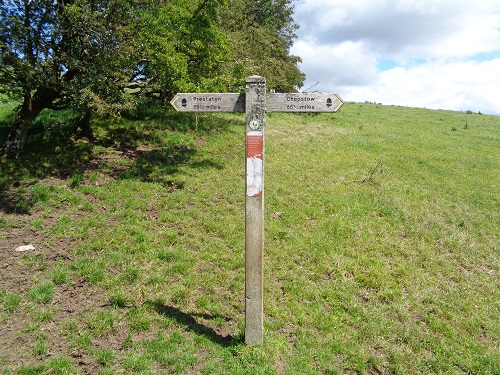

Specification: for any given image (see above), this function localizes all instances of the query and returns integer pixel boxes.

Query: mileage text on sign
[171,93,343,113]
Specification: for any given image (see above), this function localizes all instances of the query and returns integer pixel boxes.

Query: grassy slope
[0,102,499,374]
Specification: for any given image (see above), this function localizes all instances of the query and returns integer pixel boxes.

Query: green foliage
[0,0,306,157]
[0,0,235,108]
[0,0,236,156]
[0,0,130,108]
[131,0,230,98]
[220,0,305,91]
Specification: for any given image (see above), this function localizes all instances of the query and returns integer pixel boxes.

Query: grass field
[0,100,499,374]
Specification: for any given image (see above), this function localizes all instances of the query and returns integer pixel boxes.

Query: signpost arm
[245,76,266,345]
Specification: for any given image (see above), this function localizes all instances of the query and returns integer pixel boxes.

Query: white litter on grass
[15,244,36,252]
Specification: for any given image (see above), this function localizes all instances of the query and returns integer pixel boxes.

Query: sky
[290,0,500,115]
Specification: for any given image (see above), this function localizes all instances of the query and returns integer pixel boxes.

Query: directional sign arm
[266,93,343,113]
[170,93,245,112]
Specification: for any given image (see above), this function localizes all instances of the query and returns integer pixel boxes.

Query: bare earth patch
[0,205,109,372]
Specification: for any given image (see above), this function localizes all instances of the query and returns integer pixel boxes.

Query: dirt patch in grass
[0,196,109,371]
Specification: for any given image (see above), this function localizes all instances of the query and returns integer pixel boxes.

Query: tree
[0,0,135,157]
[0,0,304,158]
[129,0,229,99]
[220,0,305,92]
[0,0,228,158]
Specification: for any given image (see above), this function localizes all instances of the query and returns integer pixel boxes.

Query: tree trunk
[75,107,94,140]
[1,96,38,159]
[1,88,58,159]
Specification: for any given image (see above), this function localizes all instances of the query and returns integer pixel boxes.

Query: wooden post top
[246,75,266,83]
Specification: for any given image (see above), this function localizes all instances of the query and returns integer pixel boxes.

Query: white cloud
[293,40,378,88]
[291,0,500,114]
[344,59,500,114]
[294,53,500,114]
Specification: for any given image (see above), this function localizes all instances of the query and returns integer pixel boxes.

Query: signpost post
[171,76,343,345]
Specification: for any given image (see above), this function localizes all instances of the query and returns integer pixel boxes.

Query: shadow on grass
[146,300,244,347]
[0,106,231,214]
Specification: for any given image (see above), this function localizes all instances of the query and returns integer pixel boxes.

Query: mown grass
[0,101,499,374]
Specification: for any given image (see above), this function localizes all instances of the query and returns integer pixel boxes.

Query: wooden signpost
[171,76,343,345]
[170,91,343,113]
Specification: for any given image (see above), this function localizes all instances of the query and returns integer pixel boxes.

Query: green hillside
[1,102,499,374]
